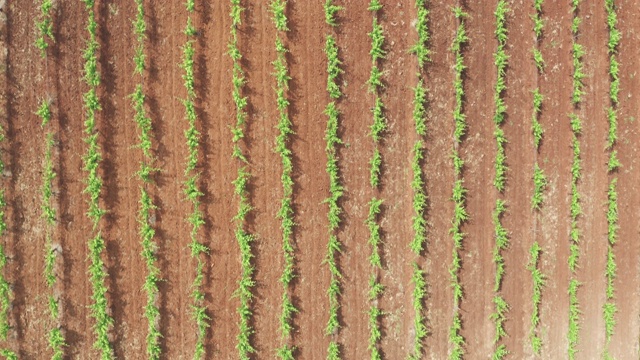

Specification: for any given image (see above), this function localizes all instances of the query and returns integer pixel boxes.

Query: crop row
[38,101,66,360]
[366,1,385,359]
[130,0,163,358]
[269,1,298,358]
[408,77,428,360]
[531,88,546,212]
[40,107,65,358]
[80,1,115,358]
[407,1,430,359]
[528,0,547,355]
[568,1,584,358]
[180,2,210,358]
[527,242,545,355]
[323,2,344,359]
[228,1,256,358]
[448,6,469,360]
[410,0,429,68]
[491,2,510,358]
[35,0,67,359]
[603,0,620,357]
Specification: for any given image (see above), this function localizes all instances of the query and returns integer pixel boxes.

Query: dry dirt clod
[51,242,63,254]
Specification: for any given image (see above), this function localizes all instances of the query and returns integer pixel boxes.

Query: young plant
[571,0,585,105]
[325,36,343,100]
[531,164,546,210]
[324,0,342,27]
[527,241,545,354]
[0,349,17,360]
[367,18,386,93]
[532,0,545,72]
[410,0,430,68]
[35,0,54,57]
[532,88,543,149]
[533,49,544,72]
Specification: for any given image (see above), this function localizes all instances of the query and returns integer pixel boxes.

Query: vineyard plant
[0,1,637,359]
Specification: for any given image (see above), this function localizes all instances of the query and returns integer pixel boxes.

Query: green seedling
[35,0,54,56]
[324,0,342,27]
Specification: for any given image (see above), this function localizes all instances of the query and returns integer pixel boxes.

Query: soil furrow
[289,1,332,358]
[577,0,610,357]
[200,1,236,357]
[375,1,418,358]
[422,1,457,358]
[457,1,496,357]
[6,1,43,357]
[245,0,282,355]
[148,1,190,357]
[339,1,378,358]
[610,0,640,357]
[52,1,95,357]
[501,1,536,356]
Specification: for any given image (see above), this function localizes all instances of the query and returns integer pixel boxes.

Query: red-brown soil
[1,0,640,359]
